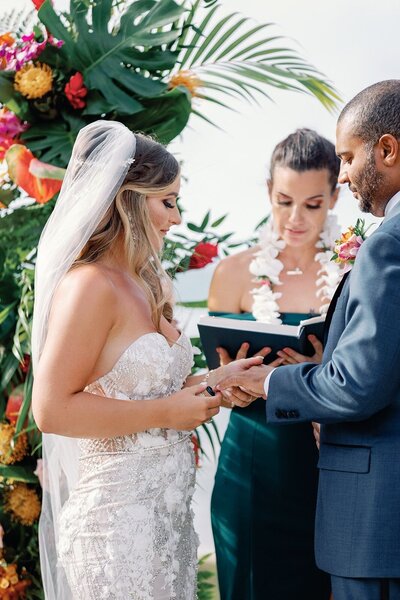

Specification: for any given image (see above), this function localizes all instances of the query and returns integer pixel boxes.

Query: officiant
[208,129,342,600]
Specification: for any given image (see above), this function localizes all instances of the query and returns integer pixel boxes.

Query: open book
[198,314,325,370]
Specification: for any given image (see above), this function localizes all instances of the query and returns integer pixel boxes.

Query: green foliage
[197,553,217,600]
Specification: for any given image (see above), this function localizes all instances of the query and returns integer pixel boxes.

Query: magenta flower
[0,31,64,72]
[0,108,27,139]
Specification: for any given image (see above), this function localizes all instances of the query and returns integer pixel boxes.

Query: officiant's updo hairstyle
[75,131,180,328]
[269,128,340,192]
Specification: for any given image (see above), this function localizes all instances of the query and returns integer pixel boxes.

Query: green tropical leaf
[38,0,186,116]
[22,114,85,165]
[0,464,38,484]
[122,87,191,144]
[172,4,340,113]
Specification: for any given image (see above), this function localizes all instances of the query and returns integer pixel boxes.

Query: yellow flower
[4,483,41,526]
[0,424,28,465]
[14,62,53,99]
[168,70,202,97]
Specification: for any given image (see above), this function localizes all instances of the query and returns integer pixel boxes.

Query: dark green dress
[210,311,331,600]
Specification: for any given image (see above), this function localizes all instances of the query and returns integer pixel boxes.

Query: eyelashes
[163,200,175,209]
[277,201,322,210]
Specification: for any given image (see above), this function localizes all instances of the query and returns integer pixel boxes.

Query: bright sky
[3,0,399,241]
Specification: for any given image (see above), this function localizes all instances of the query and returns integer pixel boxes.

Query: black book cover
[198,315,325,370]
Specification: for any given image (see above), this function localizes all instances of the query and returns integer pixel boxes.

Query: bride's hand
[276,334,323,365]
[165,383,222,430]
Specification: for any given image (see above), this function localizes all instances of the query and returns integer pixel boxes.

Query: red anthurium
[5,144,65,204]
[6,385,24,425]
[189,242,218,269]
[65,72,88,109]
[32,0,49,9]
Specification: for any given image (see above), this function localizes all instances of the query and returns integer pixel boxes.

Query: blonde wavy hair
[74,132,179,330]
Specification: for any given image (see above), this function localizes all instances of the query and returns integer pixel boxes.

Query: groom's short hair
[338,79,400,144]
[269,128,339,192]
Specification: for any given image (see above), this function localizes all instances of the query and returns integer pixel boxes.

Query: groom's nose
[338,162,350,185]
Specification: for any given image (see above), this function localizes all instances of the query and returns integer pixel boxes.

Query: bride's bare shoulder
[53,263,118,312]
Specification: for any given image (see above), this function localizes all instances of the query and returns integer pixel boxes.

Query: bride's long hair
[74,132,179,328]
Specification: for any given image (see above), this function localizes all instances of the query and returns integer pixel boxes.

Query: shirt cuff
[264,368,276,397]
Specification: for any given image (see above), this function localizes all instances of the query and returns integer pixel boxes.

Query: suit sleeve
[266,229,400,424]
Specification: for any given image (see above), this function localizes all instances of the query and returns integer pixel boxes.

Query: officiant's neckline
[249,215,343,324]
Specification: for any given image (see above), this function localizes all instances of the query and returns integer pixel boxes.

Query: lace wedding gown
[57,332,199,599]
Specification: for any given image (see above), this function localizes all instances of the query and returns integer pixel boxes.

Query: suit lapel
[323,271,350,344]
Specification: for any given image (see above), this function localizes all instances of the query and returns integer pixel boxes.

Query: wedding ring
[231,402,235,409]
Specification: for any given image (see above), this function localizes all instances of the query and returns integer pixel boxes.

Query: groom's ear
[378,134,399,167]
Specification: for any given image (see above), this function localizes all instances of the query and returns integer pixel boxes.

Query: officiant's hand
[215,363,274,400]
[216,342,271,366]
[276,334,323,365]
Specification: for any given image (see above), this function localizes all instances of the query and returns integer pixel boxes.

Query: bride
[31,121,260,599]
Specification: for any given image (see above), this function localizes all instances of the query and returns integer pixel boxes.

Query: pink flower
[0,523,4,549]
[0,30,63,71]
[0,108,27,159]
[336,234,363,261]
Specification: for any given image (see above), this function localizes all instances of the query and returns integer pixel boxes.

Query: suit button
[288,410,299,418]
[275,409,284,418]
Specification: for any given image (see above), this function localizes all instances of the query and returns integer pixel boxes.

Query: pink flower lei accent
[332,218,371,273]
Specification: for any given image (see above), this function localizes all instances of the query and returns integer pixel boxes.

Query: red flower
[188,242,218,269]
[32,0,49,9]
[190,434,201,468]
[20,354,31,375]
[64,72,88,109]
[6,385,24,425]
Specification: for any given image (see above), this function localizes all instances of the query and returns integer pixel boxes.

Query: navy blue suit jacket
[266,203,400,577]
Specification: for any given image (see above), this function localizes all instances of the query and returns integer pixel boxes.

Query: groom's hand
[216,364,274,399]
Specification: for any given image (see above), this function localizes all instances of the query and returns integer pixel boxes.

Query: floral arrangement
[0,0,339,595]
[332,218,371,272]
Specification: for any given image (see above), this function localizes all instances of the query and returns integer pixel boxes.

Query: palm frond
[173,4,340,114]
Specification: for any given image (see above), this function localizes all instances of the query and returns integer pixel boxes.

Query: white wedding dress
[57,332,199,599]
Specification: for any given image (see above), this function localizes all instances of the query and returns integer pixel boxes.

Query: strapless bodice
[80,331,194,456]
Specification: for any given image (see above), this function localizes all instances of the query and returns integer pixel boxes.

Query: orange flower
[5,144,64,204]
[168,70,202,97]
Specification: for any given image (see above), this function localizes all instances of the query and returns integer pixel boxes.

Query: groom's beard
[353,150,384,214]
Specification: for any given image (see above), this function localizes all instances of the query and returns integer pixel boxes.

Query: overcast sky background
[3,0,400,242]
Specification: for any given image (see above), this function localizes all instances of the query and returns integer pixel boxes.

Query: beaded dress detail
[58,332,199,599]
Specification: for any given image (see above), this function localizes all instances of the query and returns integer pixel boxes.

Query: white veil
[31,121,137,599]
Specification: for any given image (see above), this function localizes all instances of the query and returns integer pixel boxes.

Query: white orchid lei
[249,214,342,324]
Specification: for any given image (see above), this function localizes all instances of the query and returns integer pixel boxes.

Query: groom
[218,80,400,600]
